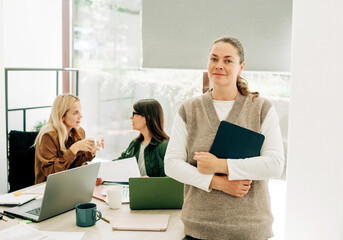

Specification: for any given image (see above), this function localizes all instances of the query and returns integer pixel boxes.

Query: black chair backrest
[8,130,38,192]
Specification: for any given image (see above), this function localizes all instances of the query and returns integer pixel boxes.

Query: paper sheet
[0,182,46,206]
[0,193,38,206]
[97,157,141,182]
[0,224,47,240]
[41,231,85,240]
[0,224,85,240]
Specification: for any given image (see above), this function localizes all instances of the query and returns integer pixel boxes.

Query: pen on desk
[101,216,110,224]
[102,181,129,185]
[0,212,15,219]
[96,212,110,223]
[0,215,8,222]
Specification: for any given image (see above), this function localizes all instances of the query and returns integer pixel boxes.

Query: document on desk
[0,224,47,240]
[97,157,141,182]
[112,214,170,231]
[0,224,85,240]
[41,231,85,240]
[0,192,38,206]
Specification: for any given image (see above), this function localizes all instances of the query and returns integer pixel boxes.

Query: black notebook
[209,121,265,159]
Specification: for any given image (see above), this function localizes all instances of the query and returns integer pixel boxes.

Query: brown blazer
[34,127,94,184]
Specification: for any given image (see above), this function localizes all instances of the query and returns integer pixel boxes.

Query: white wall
[285,0,343,239]
[4,0,62,133]
[3,0,62,68]
[0,0,7,194]
[0,0,62,193]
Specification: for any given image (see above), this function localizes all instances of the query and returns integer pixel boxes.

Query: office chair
[8,130,38,192]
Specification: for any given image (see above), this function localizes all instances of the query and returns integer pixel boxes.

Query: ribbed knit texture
[178,90,273,240]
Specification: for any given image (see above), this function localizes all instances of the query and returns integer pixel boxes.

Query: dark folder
[209,121,265,159]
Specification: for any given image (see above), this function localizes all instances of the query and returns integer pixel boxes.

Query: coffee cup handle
[95,210,102,222]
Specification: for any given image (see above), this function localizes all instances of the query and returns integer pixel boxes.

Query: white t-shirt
[138,144,147,176]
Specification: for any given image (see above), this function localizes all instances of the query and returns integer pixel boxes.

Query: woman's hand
[70,138,99,155]
[210,175,252,198]
[94,137,105,149]
[90,137,105,157]
[194,152,228,175]
[96,178,103,186]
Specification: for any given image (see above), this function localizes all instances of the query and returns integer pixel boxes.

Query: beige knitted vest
[178,90,273,240]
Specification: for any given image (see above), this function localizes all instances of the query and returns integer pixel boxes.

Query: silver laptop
[4,162,100,222]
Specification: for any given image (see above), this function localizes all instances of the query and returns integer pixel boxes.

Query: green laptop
[129,177,184,210]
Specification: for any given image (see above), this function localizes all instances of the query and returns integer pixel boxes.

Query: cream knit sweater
[178,90,273,240]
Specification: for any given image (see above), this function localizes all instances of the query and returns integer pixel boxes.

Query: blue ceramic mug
[76,202,102,227]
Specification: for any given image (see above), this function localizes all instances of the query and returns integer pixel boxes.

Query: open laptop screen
[4,162,100,222]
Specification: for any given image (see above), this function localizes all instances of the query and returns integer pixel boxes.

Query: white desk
[0,184,184,240]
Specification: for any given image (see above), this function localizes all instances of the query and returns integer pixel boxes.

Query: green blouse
[115,139,168,177]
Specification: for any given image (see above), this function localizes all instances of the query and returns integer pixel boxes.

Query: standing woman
[116,99,169,177]
[165,37,284,240]
[35,94,102,184]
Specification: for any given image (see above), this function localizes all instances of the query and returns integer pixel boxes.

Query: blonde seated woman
[34,94,104,184]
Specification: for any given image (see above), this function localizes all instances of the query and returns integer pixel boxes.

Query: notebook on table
[4,162,100,222]
[129,177,183,210]
[112,214,170,232]
[210,121,265,159]
[0,192,38,206]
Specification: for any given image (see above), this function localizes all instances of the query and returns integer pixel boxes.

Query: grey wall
[142,0,292,71]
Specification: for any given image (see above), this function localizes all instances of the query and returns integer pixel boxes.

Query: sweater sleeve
[164,114,214,192]
[227,106,285,180]
[36,133,76,178]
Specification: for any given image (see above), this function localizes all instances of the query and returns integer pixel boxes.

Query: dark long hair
[133,99,169,142]
[213,37,259,99]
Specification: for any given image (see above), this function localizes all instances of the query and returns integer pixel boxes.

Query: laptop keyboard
[26,207,41,216]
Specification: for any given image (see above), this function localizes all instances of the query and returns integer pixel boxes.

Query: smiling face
[62,101,82,131]
[207,41,245,89]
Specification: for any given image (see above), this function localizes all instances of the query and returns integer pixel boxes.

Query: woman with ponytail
[165,37,284,240]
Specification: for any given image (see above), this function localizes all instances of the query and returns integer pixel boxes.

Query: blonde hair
[35,94,80,153]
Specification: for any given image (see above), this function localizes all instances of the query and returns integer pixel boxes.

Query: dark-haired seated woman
[115,99,169,177]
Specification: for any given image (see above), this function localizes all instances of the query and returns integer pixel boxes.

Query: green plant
[32,120,47,132]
